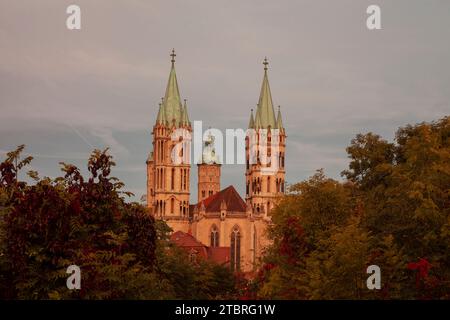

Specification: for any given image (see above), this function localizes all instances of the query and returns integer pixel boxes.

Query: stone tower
[147,50,192,232]
[245,58,286,215]
[197,132,221,203]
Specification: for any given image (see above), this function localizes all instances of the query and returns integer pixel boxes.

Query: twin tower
[146,50,286,223]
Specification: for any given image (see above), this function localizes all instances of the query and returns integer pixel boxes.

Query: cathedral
[146,50,286,273]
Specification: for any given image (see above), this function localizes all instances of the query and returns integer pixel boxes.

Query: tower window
[171,168,175,190]
[170,198,174,214]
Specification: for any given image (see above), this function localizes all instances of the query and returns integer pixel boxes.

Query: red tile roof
[170,231,231,265]
[193,185,247,213]
[208,247,230,265]
[171,230,206,248]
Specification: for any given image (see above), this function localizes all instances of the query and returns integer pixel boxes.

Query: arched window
[171,168,175,190]
[267,177,271,192]
[230,226,241,272]
[253,226,257,266]
[202,190,206,198]
[210,225,219,247]
[170,198,174,214]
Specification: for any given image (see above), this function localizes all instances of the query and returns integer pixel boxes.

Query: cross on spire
[263,57,269,71]
[170,49,176,64]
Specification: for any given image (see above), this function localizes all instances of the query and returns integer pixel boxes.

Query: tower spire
[162,49,183,126]
[248,108,255,129]
[276,105,284,130]
[255,57,276,129]
[170,48,176,65]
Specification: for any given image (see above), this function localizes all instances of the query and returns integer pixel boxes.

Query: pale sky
[1,0,449,202]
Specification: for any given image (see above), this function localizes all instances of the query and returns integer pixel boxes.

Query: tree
[0,146,237,299]
[255,116,449,299]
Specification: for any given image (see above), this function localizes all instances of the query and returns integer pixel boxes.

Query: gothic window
[180,168,183,190]
[246,182,249,196]
[202,190,206,198]
[267,177,271,193]
[170,198,174,214]
[210,225,219,247]
[253,226,257,266]
[171,168,175,190]
[281,180,285,193]
[230,226,241,272]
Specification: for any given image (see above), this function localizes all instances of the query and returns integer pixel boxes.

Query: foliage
[254,117,450,299]
[0,147,236,299]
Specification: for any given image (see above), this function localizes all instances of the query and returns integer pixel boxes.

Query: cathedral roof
[193,185,246,213]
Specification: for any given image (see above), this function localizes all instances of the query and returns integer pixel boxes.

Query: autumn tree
[0,146,237,299]
[255,116,449,299]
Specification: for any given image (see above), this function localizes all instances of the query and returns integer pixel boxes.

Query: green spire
[255,106,262,129]
[182,99,190,126]
[162,49,183,127]
[156,101,166,125]
[248,108,255,129]
[276,105,284,130]
[255,57,277,129]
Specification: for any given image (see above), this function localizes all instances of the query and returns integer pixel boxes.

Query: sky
[0,0,449,202]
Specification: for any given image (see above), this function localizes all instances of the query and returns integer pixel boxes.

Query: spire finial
[263,57,269,71]
[170,48,176,65]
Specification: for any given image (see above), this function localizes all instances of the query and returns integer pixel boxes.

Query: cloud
[90,127,129,157]
[0,0,449,201]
